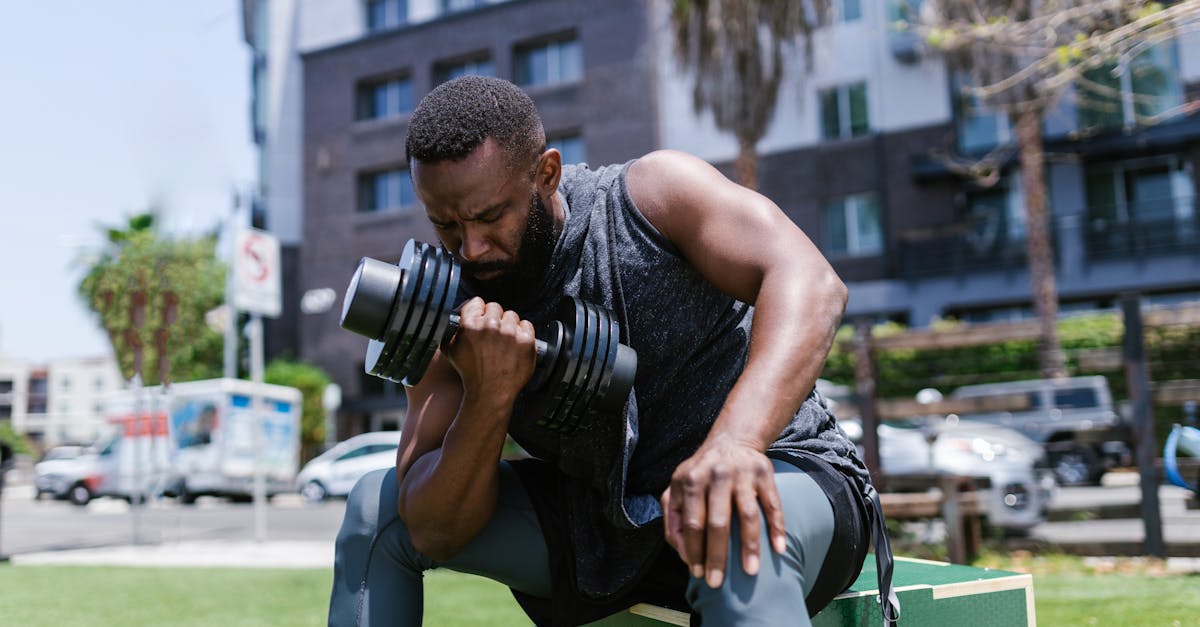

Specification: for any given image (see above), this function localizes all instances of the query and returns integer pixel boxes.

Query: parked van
[93,378,302,503]
[950,376,1131,485]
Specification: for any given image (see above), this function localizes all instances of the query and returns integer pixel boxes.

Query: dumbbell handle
[444,312,559,389]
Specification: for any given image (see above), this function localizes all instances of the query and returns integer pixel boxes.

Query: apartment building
[244,0,1200,434]
[0,355,122,447]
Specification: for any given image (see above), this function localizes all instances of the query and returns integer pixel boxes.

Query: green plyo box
[615,556,1035,626]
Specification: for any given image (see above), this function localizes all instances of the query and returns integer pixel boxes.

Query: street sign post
[229,227,281,542]
[232,228,282,318]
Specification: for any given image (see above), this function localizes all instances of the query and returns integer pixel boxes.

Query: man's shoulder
[561,160,635,190]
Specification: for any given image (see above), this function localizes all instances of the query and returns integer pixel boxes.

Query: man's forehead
[415,152,519,217]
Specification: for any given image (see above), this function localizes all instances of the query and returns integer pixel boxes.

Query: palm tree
[78,211,225,384]
[669,0,830,190]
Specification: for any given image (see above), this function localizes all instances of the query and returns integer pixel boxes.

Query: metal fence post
[1121,293,1165,557]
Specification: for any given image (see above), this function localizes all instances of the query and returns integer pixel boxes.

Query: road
[2,476,1197,558]
[0,487,347,556]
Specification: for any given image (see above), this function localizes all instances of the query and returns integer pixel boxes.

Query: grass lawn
[2,559,1198,625]
[0,565,527,626]
[1033,573,1200,626]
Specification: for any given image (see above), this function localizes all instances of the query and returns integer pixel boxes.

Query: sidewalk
[4,480,335,569]
[10,539,334,569]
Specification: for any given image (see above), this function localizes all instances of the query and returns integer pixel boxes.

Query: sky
[0,1,256,363]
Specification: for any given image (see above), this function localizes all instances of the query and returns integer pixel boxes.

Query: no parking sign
[232,228,282,318]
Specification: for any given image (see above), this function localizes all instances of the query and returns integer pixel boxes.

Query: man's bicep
[395,351,463,481]
[627,151,828,304]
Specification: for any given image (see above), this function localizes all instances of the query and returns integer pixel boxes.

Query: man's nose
[458,225,491,262]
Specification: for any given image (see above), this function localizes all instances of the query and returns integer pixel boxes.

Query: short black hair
[405,75,546,171]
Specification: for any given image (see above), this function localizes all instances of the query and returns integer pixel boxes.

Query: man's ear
[534,148,562,195]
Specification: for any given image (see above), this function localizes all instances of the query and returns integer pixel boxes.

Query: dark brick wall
[299,0,659,403]
[263,244,301,362]
[748,124,960,284]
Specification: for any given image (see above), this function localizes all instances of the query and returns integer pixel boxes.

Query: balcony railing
[896,222,1037,279]
[1085,197,1198,260]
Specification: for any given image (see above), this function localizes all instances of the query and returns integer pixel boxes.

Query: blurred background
[1,3,1199,619]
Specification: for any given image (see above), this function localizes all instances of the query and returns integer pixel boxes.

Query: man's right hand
[444,297,538,402]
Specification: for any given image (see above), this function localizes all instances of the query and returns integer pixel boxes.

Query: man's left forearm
[702,264,847,452]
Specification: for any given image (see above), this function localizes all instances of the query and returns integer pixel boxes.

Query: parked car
[840,416,1055,531]
[949,376,1131,485]
[295,431,403,502]
[817,380,1054,531]
[33,445,98,506]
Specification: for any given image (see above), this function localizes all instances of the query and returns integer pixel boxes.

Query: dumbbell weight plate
[398,244,441,374]
[399,243,448,383]
[404,246,459,386]
[570,302,614,432]
[546,299,595,433]
[389,243,438,377]
[365,242,424,381]
[560,301,607,434]
[589,304,623,419]
[556,295,604,432]
[566,300,609,432]
[537,297,588,432]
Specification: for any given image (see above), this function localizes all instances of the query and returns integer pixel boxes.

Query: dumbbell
[340,239,637,434]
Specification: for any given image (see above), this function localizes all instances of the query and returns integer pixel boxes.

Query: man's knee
[336,467,432,573]
[340,468,397,540]
[686,466,835,623]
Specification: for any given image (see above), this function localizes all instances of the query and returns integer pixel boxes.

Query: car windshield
[43,448,79,461]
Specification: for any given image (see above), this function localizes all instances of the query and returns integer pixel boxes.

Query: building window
[824,193,883,257]
[964,176,1026,256]
[547,134,585,165]
[1085,156,1195,256]
[359,169,416,214]
[0,380,12,394]
[434,55,494,85]
[514,36,582,88]
[1077,43,1182,131]
[60,377,71,391]
[356,76,413,121]
[366,0,407,31]
[887,0,922,26]
[0,404,10,419]
[836,0,862,23]
[953,73,1011,153]
[819,82,869,140]
[441,0,484,14]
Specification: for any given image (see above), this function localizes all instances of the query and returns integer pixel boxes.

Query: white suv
[295,431,402,502]
[951,376,1130,485]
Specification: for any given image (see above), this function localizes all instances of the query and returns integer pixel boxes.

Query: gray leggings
[328,459,834,626]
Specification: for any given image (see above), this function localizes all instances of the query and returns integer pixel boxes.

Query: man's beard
[460,191,557,306]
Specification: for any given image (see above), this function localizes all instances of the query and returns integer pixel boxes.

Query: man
[329,76,897,626]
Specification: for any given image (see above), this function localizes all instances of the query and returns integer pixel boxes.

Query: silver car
[821,381,1055,531]
[34,445,98,506]
[295,431,402,502]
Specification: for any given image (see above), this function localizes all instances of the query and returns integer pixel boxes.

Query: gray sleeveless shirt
[498,161,871,598]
